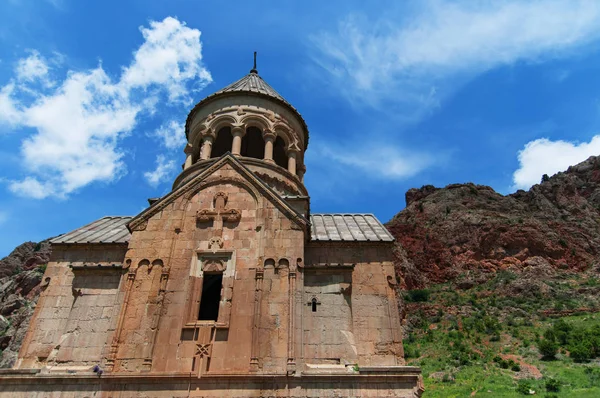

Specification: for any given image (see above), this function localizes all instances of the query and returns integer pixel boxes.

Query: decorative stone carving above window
[208,237,224,251]
[193,251,235,279]
[203,258,226,273]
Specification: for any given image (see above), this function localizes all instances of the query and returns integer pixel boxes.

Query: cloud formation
[308,138,436,180]
[15,51,52,85]
[150,120,186,150]
[312,0,600,118]
[512,135,600,190]
[0,17,211,199]
[121,17,212,103]
[144,155,177,187]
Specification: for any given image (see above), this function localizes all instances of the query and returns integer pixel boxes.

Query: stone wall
[304,243,405,367]
[0,373,424,397]
[16,244,127,370]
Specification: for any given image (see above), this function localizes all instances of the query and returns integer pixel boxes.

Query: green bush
[511,363,521,372]
[441,373,454,383]
[545,378,560,392]
[405,289,430,302]
[569,341,592,362]
[552,319,572,345]
[516,379,533,395]
[585,366,600,387]
[404,345,421,359]
[538,338,558,359]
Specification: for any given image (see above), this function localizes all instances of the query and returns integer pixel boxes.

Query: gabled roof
[310,214,394,242]
[185,70,309,147]
[49,213,394,245]
[127,152,308,232]
[50,216,132,244]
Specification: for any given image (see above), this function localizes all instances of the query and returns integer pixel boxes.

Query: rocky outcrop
[388,155,600,289]
[0,241,50,368]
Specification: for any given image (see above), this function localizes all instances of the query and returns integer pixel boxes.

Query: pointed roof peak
[185,56,310,147]
[217,72,286,103]
[249,51,258,74]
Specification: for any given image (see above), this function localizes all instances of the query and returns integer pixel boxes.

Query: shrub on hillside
[545,378,560,392]
[405,289,430,302]
[538,336,558,360]
[516,379,533,395]
[552,319,573,345]
[569,341,593,363]
[403,345,421,359]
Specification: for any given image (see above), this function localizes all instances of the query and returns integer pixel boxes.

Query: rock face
[387,155,600,289]
[0,241,50,368]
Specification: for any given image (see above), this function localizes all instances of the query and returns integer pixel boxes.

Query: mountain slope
[0,241,51,368]
[387,155,600,396]
[388,155,600,289]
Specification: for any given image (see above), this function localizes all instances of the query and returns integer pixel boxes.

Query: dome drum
[184,105,306,178]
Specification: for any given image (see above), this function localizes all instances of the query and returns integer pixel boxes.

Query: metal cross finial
[250,51,258,74]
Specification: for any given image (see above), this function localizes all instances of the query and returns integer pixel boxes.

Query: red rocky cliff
[388,155,600,289]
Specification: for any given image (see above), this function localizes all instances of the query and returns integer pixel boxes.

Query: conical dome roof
[214,71,288,104]
[185,69,309,146]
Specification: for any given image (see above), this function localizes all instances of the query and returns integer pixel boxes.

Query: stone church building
[0,64,423,397]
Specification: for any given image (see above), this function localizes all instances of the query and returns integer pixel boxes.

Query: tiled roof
[50,214,393,244]
[50,216,132,244]
[215,72,288,104]
[310,214,394,242]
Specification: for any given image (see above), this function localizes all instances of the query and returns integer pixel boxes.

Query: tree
[538,331,559,360]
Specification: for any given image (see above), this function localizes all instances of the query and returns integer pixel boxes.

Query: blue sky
[2,0,600,256]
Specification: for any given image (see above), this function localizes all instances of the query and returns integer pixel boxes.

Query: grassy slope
[402,272,600,397]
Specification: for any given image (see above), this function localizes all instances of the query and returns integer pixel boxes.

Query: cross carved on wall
[196,192,241,234]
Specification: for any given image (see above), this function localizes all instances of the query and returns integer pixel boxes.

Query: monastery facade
[0,63,423,397]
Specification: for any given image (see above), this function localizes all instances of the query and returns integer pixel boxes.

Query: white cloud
[0,17,211,199]
[144,155,177,187]
[312,0,600,118]
[0,84,22,126]
[150,119,186,150]
[512,135,600,189]
[15,50,52,85]
[121,17,212,103]
[309,138,435,180]
[8,177,56,199]
[0,210,7,225]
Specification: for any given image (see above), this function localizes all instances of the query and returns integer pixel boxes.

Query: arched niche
[264,258,275,268]
[211,127,233,158]
[241,126,265,160]
[278,258,289,268]
[273,136,287,169]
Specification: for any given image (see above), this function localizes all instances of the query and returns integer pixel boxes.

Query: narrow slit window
[311,298,318,312]
[198,273,223,321]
